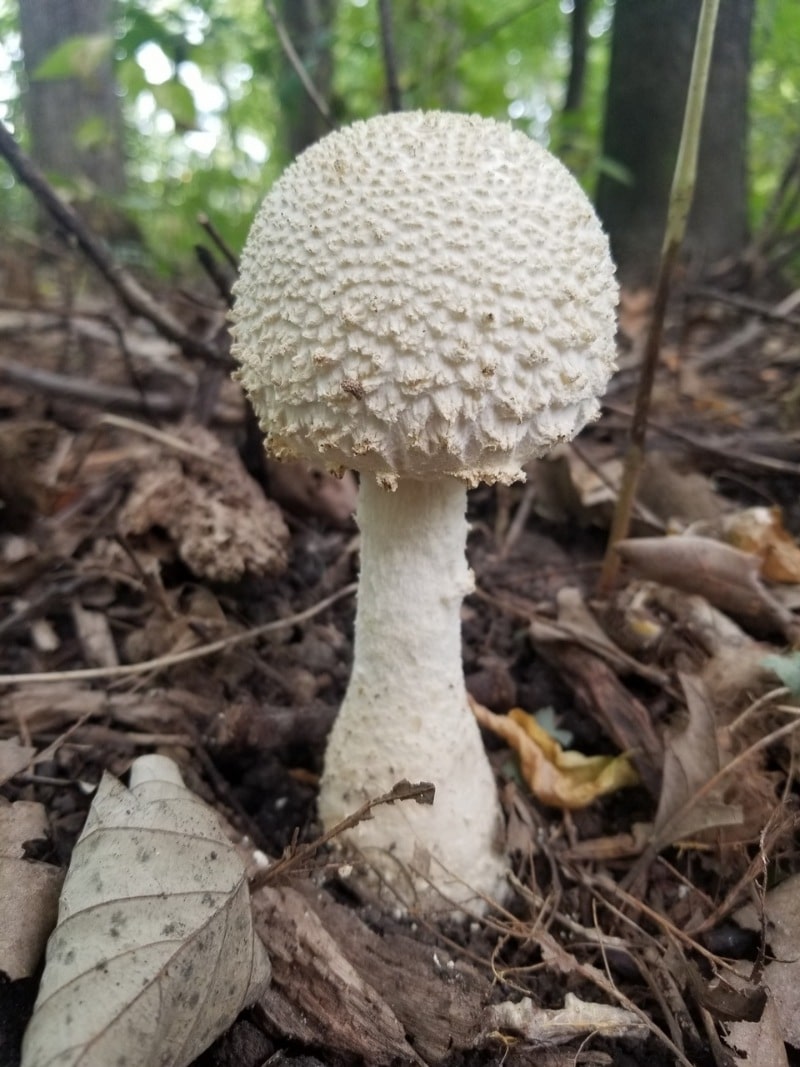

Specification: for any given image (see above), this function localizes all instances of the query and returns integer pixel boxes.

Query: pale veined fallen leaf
[0,801,62,980]
[471,701,639,810]
[21,754,270,1067]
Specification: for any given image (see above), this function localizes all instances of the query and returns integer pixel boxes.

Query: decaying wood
[254,882,487,1065]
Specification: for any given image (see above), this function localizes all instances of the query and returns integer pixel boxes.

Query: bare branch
[263,0,335,131]
[0,121,228,367]
[197,212,240,272]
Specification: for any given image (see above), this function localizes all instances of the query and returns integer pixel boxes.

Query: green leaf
[151,80,197,130]
[763,653,800,696]
[32,33,113,82]
[74,116,110,151]
[117,55,148,98]
[595,155,635,186]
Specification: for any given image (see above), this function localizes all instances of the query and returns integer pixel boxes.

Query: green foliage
[763,653,800,697]
[111,0,283,267]
[0,0,797,274]
[751,0,799,218]
[31,32,113,81]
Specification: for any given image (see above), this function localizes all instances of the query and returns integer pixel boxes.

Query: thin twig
[604,400,800,477]
[0,121,227,368]
[687,284,800,327]
[0,584,357,687]
[96,413,228,463]
[0,355,243,424]
[197,212,239,272]
[194,244,234,307]
[263,0,334,131]
[249,779,435,890]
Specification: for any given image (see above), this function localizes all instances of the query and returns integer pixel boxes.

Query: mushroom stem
[319,476,507,909]
[352,477,471,711]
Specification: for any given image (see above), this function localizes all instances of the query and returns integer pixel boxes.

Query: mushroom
[231,111,618,911]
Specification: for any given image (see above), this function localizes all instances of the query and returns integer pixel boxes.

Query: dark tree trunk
[279,0,337,158]
[18,0,126,203]
[596,0,754,286]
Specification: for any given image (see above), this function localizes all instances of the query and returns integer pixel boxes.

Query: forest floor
[2,243,800,1067]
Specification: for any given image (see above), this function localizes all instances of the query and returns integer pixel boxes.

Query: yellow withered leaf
[472,701,639,810]
[722,506,800,583]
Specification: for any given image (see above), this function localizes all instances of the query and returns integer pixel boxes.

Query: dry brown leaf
[0,420,64,524]
[532,446,622,527]
[531,585,668,686]
[0,739,37,786]
[533,447,722,532]
[484,992,648,1046]
[723,995,789,1067]
[0,684,210,737]
[0,801,62,979]
[472,701,639,810]
[119,423,289,582]
[637,450,725,527]
[736,874,800,1049]
[265,459,357,526]
[21,754,270,1067]
[721,506,800,583]
[616,536,794,636]
[652,674,743,851]
[618,583,772,708]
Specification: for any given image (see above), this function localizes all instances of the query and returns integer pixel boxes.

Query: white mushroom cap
[231,110,617,488]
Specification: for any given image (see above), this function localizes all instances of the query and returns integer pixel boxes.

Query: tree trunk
[279,0,337,158]
[18,0,126,202]
[596,0,754,286]
[564,0,592,115]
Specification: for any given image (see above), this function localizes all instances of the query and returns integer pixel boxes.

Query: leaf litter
[3,250,800,1066]
[20,754,270,1067]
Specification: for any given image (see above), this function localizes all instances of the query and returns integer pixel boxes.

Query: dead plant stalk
[598,0,721,594]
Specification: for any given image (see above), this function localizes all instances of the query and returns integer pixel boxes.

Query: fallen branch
[0,583,357,687]
[197,212,239,272]
[0,354,186,416]
[0,121,227,367]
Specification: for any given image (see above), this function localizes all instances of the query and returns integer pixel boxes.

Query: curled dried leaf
[472,701,639,810]
[485,991,648,1046]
